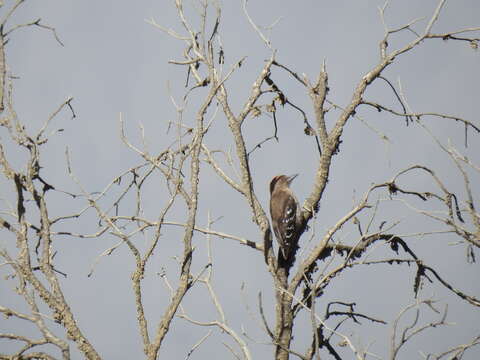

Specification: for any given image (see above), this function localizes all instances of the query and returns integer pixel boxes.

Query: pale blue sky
[2,0,479,359]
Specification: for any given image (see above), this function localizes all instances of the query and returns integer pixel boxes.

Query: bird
[269,174,302,261]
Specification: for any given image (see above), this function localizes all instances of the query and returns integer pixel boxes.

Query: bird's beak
[287,174,298,184]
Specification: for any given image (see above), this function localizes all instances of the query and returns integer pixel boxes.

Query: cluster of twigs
[0,0,478,359]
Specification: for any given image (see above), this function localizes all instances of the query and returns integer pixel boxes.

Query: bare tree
[1,0,479,359]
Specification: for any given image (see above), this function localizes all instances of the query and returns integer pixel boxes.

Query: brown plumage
[269,174,301,260]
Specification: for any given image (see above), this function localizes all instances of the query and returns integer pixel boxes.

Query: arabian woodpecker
[269,174,302,260]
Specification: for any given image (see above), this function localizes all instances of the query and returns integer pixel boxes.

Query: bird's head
[269,174,298,193]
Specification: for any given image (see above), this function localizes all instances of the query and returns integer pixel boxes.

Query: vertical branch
[147,4,221,354]
[308,60,329,149]
[6,142,102,359]
[0,28,5,112]
[216,55,275,228]
[148,84,217,357]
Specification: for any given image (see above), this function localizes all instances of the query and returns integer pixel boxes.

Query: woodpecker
[269,174,302,260]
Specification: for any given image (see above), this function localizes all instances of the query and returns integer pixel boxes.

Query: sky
[1,0,479,359]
